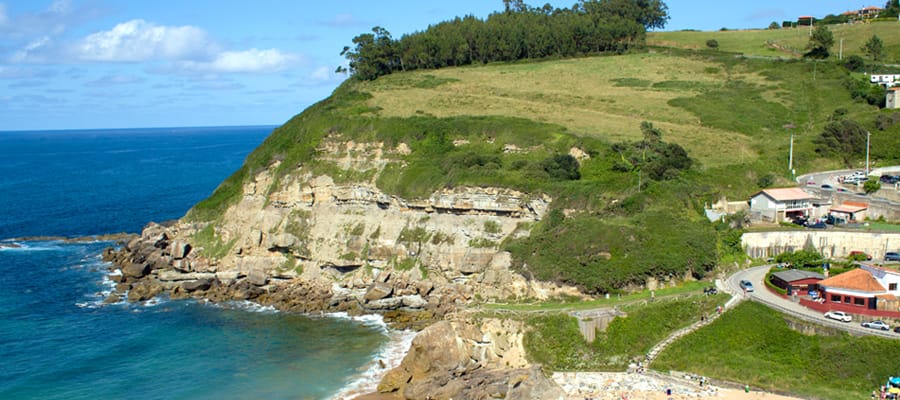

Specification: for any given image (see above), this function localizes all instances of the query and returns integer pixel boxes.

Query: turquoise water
[0,127,393,399]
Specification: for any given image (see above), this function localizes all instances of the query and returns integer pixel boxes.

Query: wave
[327,321,416,400]
[0,241,65,252]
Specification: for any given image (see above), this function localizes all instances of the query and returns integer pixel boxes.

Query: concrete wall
[742,231,900,259]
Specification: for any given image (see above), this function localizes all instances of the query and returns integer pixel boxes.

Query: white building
[749,188,813,222]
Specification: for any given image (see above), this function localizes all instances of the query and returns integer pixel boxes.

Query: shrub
[706,39,719,49]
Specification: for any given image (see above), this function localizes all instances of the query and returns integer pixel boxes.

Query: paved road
[728,265,899,339]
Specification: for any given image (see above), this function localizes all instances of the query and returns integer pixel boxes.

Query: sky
[0,0,869,131]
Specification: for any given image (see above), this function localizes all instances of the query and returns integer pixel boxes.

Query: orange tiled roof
[758,188,812,202]
[819,268,886,293]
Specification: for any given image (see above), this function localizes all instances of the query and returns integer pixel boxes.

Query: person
[745,384,750,393]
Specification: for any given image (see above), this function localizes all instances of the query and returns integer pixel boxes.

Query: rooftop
[757,188,813,202]
[772,269,825,282]
[831,202,868,214]
[819,268,886,293]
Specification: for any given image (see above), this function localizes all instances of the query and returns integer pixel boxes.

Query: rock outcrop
[377,319,564,400]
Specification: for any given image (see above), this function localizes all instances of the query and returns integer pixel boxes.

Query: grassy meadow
[654,301,900,400]
[358,48,895,199]
[649,21,900,64]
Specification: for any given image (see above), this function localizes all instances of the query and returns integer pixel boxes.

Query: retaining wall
[742,231,900,259]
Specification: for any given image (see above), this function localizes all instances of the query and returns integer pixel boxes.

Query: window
[831,294,841,302]
[854,298,865,306]
[843,296,851,304]
[890,283,898,291]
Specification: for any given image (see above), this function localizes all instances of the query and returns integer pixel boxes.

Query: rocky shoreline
[100,224,459,330]
[100,221,574,399]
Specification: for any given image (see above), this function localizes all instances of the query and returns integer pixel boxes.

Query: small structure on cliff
[570,308,627,342]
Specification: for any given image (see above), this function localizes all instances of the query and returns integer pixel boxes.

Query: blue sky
[0,0,866,130]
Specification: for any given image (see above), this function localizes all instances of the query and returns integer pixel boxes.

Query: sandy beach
[553,371,807,400]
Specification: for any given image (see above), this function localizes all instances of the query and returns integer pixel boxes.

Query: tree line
[339,0,669,80]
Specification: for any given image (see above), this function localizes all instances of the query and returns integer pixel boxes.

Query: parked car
[820,184,833,190]
[861,320,890,331]
[894,326,900,334]
[825,215,846,225]
[824,311,852,322]
[807,221,827,229]
[739,280,754,292]
[880,175,899,184]
[886,252,900,262]
[806,180,815,185]
[848,251,872,261]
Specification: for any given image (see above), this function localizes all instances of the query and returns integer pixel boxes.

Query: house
[749,188,814,222]
[817,264,900,312]
[859,5,883,18]
[887,87,900,109]
[829,201,868,222]
[770,269,824,295]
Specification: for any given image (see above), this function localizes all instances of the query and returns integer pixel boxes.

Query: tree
[884,0,900,18]
[843,54,865,72]
[862,34,885,62]
[863,180,882,194]
[804,24,834,59]
[768,21,780,30]
[813,112,868,166]
[705,39,719,50]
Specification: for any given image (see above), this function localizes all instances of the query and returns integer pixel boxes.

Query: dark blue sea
[0,126,407,399]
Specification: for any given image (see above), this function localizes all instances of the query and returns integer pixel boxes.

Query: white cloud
[76,19,216,62]
[11,36,52,62]
[177,48,299,73]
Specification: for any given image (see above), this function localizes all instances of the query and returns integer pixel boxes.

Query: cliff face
[105,137,582,320]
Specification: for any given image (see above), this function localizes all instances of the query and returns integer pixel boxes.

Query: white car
[824,311,852,322]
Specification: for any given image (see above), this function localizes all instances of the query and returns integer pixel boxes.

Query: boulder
[158,271,216,281]
[248,268,268,286]
[364,282,393,301]
[267,233,298,250]
[122,262,150,279]
[216,271,240,286]
[415,281,434,296]
[182,278,211,292]
[127,282,160,302]
[365,297,403,310]
[400,295,427,309]
[170,241,191,259]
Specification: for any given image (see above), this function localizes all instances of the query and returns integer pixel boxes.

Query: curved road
[726,265,899,339]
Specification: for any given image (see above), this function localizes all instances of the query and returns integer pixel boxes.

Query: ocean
[0,126,407,399]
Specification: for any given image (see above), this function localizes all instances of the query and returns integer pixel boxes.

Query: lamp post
[784,123,795,177]
[866,130,870,176]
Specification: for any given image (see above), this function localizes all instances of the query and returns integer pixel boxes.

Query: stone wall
[742,230,900,259]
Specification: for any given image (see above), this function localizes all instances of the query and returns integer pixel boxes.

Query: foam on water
[328,326,416,400]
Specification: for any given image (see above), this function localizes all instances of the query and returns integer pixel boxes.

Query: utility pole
[866,131,871,175]
[839,38,844,60]
[784,123,795,176]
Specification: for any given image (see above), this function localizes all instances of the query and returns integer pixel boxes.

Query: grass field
[653,301,900,400]
[357,48,894,198]
[649,21,900,64]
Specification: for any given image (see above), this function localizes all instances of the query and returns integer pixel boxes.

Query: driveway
[726,265,898,339]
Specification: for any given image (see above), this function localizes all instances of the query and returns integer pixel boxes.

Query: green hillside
[649,21,900,63]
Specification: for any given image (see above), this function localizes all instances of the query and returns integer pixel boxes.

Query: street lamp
[866,130,871,176]
[784,123,796,177]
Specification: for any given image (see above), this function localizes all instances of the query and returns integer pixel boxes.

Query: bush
[542,154,581,180]
[706,39,719,50]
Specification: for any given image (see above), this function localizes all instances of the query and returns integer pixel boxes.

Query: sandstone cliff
[104,138,584,320]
